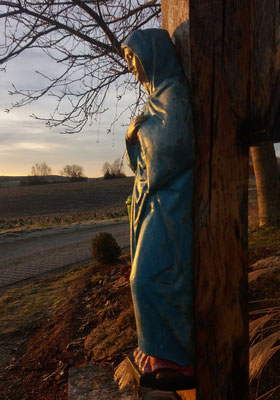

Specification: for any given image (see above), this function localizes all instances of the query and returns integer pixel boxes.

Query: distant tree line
[22,162,87,185]
[20,158,126,186]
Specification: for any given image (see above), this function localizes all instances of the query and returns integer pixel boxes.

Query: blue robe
[122,29,194,366]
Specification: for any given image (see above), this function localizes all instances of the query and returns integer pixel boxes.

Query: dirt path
[0,218,130,293]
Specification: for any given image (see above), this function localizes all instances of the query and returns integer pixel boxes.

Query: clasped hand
[126,114,147,144]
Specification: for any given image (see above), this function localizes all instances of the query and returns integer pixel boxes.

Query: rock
[68,364,134,400]
[139,387,188,399]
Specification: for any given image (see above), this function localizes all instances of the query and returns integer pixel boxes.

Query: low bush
[103,171,126,179]
[91,232,121,264]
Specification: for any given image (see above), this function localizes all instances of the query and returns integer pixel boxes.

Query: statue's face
[123,47,147,84]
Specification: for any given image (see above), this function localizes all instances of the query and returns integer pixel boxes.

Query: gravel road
[0,217,130,294]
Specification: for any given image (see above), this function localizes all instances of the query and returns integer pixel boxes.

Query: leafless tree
[102,157,125,178]
[102,161,111,176]
[0,1,161,133]
[31,162,52,176]
[61,164,86,180]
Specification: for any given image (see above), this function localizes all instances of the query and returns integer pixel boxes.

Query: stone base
[68,364,134,400]
[137,387,183,400]
[68,363,196,400]
[135,383,196,400]
[115,355,196,400]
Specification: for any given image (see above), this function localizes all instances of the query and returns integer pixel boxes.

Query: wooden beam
[190,1,249,399]
[162,1,249,399]
[248,0,280,144]
[161,0,189,32]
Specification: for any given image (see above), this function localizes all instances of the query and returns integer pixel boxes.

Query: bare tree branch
[72,0,121,54]
[0,0,161,133]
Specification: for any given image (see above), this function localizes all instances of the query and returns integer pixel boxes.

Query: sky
[0,49,136,178]
[1,37,280,178]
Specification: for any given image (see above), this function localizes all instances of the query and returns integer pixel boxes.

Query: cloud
[15,142,51,151]
[0,50,137,177]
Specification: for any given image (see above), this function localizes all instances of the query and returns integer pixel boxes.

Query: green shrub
[91,232,121,264]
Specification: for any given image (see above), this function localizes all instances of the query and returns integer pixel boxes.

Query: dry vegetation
[0,255,136,400]
[249,227,280,400]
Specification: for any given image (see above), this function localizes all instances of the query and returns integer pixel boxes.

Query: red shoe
[132,348,195,391]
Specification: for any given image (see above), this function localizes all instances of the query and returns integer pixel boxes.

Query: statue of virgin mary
[121,28,195,388]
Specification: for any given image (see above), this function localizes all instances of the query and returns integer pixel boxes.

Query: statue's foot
[133,348,194,376]
[132,348,195,391]
[115,351,195,392]
[141,368,196,391]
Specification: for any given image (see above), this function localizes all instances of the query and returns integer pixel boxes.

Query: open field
[0,175,258,232]
[0,177,134,231]
[1,175,257,220]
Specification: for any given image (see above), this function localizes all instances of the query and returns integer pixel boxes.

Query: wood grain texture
[161,0,189,36]
[250,1,278,117]
[248,1,280,143]
[162,1,250,399]
[190,2,249,399]
[161,0,190,83]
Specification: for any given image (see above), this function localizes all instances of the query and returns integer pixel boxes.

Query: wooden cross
[161,1,280,400]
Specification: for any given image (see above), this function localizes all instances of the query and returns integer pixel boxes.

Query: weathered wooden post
[189,2,249,399]
[162,1,280,400]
